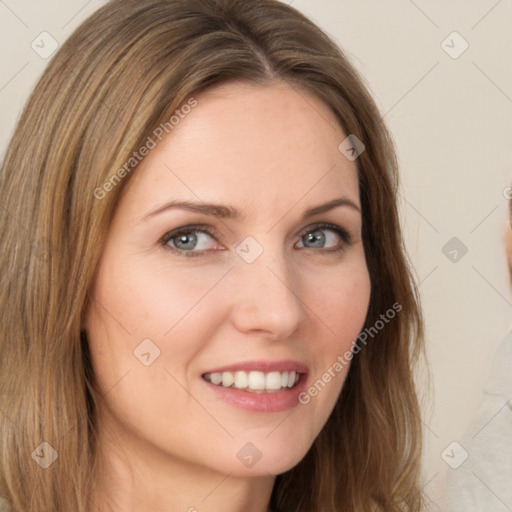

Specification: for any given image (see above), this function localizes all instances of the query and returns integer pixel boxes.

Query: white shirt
[445,328,512,511]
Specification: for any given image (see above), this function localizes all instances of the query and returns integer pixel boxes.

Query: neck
[90,423,275,512]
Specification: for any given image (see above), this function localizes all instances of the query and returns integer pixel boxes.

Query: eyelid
[298,222,352,245]
[159,224,222,252]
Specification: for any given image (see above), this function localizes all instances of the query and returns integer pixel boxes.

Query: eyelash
[159,223,352,258]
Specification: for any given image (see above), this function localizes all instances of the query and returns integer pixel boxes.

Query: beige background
[1,0,511,509]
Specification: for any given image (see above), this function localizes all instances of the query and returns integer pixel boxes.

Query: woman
[0,0,425,510]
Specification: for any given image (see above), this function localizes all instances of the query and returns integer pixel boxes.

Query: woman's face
[85,80,371,478]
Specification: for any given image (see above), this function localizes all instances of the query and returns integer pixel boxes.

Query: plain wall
[1,0,511,509]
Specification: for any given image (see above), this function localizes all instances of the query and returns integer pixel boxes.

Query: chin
[208,435,313,478]
[224,454,306,478]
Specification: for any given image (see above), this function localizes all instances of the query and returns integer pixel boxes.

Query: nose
[228,249,306,342]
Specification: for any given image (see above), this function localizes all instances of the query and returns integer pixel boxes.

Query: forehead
[122,80,360,218]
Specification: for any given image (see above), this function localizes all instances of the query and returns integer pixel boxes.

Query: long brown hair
[0,0,426,510]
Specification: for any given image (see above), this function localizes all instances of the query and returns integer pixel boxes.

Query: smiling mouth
[202,370,301,393]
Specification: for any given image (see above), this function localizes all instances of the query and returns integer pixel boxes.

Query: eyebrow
[142,197,361,222]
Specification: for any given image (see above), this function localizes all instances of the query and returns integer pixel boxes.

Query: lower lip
[203,375,308,413]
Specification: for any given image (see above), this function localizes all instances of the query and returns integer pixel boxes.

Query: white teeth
[204,370,300,392]
[233,371,248,389]
[221,372,234,387]
[210,373,222,385]
[265,371,282,390]
[248,371,265,390]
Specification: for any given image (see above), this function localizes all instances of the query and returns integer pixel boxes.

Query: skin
[84,80,372,512]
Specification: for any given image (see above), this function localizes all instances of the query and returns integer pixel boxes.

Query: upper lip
[202,360,309,375]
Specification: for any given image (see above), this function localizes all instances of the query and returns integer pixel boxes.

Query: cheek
[85,257,229,380]
[298,261,371,413]
[304,264,371,398]
[308,261,371,346]
[83,261,218,438]
[92,250,214,332]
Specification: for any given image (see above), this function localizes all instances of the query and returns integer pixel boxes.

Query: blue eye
[160,223,352,257]
[297,223,351,251]
[160,225,219,257]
